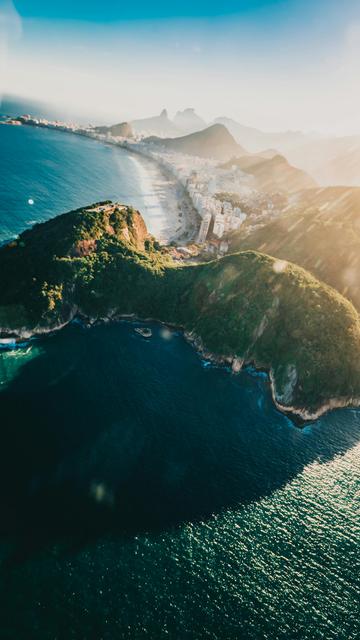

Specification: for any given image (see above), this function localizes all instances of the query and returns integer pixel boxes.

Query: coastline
[1,118,359,424]
[2,312,359,424]
[93,138,200,244]
[127,153,199,244]
[182,329,360,424]
[2,118,200,246]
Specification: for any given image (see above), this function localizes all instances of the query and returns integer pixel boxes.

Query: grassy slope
[230,187,360,310]
[1,203,360,414]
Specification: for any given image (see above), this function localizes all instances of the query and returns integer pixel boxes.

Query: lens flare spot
[273,260,288,274]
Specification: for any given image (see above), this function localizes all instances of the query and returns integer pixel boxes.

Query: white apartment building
[197,212,212,243]
[213,213,225,238]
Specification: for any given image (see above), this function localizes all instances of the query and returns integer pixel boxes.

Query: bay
[0,99,359,640]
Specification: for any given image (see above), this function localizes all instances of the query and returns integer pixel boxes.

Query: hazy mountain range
[214,116,316,153]
[173,108,207,134]
[142,124,316,190]
[129,108,360,187]
[131,109,181,138]
[216,118,360,188]
[131,108,207,138]
[221,154,317,193]
[284,136,360,187]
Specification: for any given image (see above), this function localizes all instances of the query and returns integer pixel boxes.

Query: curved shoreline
[1,123,358,424]
[91,137,200,244]
[126,152,200,244]
[182,329,360,424]
[2,313,359,425]
[5,119,200,245]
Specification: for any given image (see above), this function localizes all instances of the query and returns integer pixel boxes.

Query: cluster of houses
[186,178,247,242]
[16,114,82,133]
[129,143,250,245]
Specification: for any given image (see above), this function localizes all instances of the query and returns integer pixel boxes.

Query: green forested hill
[1,202,360,417]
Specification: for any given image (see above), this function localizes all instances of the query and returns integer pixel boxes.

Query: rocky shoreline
[182,330,360,423]
[2,312,358,424]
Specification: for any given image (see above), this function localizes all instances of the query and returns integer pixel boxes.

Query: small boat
[0,338,18,348]
[134,327,152,338]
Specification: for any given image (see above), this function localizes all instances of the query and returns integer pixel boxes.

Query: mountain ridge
[145,123,248,160]
[221,154,317,192]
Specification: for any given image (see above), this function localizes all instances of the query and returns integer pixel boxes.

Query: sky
[1,0,360,134]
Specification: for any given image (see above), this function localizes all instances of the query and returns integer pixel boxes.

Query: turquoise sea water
[0,105,173,244]
[0,101,359,639]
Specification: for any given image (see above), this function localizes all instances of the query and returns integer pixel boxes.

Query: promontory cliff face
[1,202,360,420]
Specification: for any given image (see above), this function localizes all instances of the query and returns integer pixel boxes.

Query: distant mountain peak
[173,108,207,134]
[131,109,180,137]
[175,107,199,117]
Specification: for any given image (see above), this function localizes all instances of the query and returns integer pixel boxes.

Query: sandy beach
[126,152,200,245]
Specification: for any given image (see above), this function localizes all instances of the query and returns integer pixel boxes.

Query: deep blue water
[0,100,359,640]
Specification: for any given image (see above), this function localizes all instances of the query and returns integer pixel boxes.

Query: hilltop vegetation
[1,203,360,418]
[230,186,360,310]
[0,202,157,328]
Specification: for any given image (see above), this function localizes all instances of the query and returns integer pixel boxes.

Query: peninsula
[1,202,360,421]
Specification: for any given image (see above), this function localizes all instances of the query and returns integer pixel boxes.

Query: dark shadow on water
[0,322,359,565]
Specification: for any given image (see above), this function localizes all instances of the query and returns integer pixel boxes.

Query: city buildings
[15,115,283,252]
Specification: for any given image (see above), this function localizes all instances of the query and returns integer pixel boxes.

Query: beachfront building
[117,140,252,245]
[213,213,225,238]
[197,212,212,243]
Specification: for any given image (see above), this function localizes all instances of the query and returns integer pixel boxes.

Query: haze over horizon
[1,0,360,135]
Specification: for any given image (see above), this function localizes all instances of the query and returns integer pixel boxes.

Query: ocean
[0,99,178,244]
[0,99,359,640]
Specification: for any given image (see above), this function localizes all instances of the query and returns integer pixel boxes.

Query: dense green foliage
[1,202,360,413]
